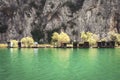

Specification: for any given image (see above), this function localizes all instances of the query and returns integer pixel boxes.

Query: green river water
[0,48,120,80]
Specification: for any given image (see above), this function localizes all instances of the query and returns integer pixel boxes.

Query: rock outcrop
[0,0,120,43]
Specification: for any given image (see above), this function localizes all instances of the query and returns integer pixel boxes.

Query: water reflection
[88,49,98,61]
[52,49,71,69]
[114,48,120,56]
[9,48,19,60]
[34,48,38,56]
[8,48,35,63]
[20,49,34,61]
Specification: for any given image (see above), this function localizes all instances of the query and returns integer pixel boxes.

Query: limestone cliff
[0,0,120,43]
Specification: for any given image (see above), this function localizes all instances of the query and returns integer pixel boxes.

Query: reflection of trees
[20,49,34,59]
[9,48,34,61]
[114,48,120,56]
[88,49,98,61]
[0,49,11,78]
[52,49,71,69]
[9,48,19,59]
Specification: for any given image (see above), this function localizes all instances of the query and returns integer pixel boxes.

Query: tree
[116,34,120,42]
[21,37,34,47]
[51,32,70,46]
[81,31,88,41]
[51,32,59,46]
[52,32,59,42]
[108,31,117,41]
[58,32,70,44]
[10,40,18,48]
[80,31,99,46]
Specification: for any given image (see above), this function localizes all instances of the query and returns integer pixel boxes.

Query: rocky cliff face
[0,0,120,43]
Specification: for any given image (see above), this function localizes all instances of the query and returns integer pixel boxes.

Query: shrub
[81,31,88,41]
[58,32,70,44]
[51,32,70,46]
[81,31,99,46]
[108,31,117,41]
[10,40,18,48]
[116,34,120,42]
[21,37,34,47]
[108,31,120,42]
[52,32,59,42]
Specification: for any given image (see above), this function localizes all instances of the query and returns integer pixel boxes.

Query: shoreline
[0,43,119,48]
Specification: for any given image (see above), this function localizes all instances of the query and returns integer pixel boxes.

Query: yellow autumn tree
[108,31,117,41]
[58,32,70,43]
[81,31,99,46]
[81,31,88,41]
[10,40,18,48]
[51,32,70,46]
[116,34,120,42]
[87,34,99,46]
[52,32,59,42]
[21,37,34,47]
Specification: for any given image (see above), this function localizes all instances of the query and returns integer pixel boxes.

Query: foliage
[100,38,107,42]
[81,31,88,41]
[52,32,59,42]
[58,32,70,43]
[108,31,120,42]
[81,31,99,46]
[10,40,18,47]
[51,32,70,46]
[108,31,117,41]
[21,37,34,47]
[116,34,120,42]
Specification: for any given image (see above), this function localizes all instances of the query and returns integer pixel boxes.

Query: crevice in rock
[65,0,85,13]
